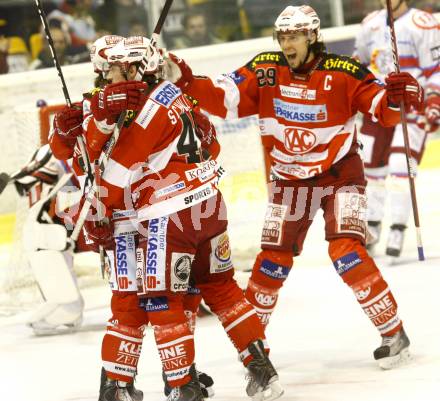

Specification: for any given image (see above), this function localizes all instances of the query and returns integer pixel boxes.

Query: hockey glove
[385,72,424,113]
[90,81,148,125]
[164,53,194,90]
[84,218,114,250]
[53,104,83,140]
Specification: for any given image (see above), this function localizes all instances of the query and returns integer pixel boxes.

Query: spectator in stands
[93,0,149,37]
[29,20,89,69]
[48,0,97,47]
[173,9,223,49]
[0,18,30,73]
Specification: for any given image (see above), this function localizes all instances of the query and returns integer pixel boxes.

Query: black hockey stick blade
[0,172,10,195]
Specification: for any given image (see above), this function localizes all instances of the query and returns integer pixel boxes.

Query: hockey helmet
[106,36,164,77]
[90,35,123,74]
[274,5,320,37]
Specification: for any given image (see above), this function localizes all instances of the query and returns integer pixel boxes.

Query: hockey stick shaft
[34,0,92,179]
[70,0,174,241]
[94,160,107,278]
[385,0,424,261]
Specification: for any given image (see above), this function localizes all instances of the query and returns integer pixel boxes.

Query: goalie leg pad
[329,238,402,336]
[245,249,293,327]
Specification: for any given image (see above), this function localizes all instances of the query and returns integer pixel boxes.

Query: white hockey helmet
[274,5,320,36]
[90,35,124,74]
[106,36,164,77]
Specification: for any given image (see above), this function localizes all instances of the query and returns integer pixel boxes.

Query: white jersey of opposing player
[354,8,440,93]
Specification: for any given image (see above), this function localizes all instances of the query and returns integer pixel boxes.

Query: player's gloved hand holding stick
[385,0,425,261]
[69,0,175,244]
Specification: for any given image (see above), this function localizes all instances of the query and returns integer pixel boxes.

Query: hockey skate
[165,364,204,401]
[366,221,381,255]
[386,224,406,259]
[27,299,84,336]
[163,366,214,398]
[245,340,284,401]
[98,368,143,401]
[374,328,411,369]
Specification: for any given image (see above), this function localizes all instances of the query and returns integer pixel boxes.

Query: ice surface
[1,169,439,401]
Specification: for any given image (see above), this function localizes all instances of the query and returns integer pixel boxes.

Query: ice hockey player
[354,0,440,258]
[7,144,87,335]
[163,5,425,369]
[51,36,217,401]
[82,36,283,401]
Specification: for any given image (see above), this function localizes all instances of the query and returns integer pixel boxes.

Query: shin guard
[329,238,403,336]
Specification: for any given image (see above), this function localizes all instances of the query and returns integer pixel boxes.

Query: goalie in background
[7,143,90,335]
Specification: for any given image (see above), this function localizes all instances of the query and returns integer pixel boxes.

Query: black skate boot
[386,224,406,258]
[245,339,284,401]
[99,367,143,401]
[374,328,411,369]
[165,364,204,401]
[163,366,214,398]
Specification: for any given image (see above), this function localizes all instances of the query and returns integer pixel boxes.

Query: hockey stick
[385,0,424,261]
[34,0,92,181]
[94,160,107,278]
[69,0,175,243]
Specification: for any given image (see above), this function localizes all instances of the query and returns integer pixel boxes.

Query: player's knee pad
[328,238,402,335]
[250,249,293,289]
[245,250,293,326]
[102,322,144,382]
[147,295,195,388]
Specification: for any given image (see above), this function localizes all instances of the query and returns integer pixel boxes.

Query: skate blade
[378,348,412,370]
[251,380,284,401]
[204,386,215,398]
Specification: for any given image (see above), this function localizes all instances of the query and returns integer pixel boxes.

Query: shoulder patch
[319,54,369,80]
[151,82,181,108]
[411,10,439,30]
[247,52,287,70]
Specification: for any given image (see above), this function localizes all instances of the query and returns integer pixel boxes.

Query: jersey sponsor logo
[183,187,212,205]
[355,286,371,301]
[225,71,245,85]
[210,232,233,274]
[140,296,169,312]
[271,147,328,163]
[333,251,362,275]
[145,218,166,290]
[250,52,282,69]
[136,247,145,291]
[274,99,327,122]
[135,100,160,128]
[412,10,439,30]
[154,181,186,198]
[274,162,322,179]
[323,57,361,74]
[280,85,316,100]
[261,203,287,246]
[284,127,317,154]
[170,253,193,292]
[335,192,367,238]
[362,293,395,321]
[259,259,289,280]
[115,235,135,290]
[255,292,277,306]
[153,83,181,107]
[185,159,217,181]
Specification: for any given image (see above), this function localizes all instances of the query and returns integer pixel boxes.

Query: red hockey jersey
[183,52,401,181]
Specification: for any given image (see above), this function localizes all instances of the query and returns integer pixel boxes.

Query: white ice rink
[1,169,439,401]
